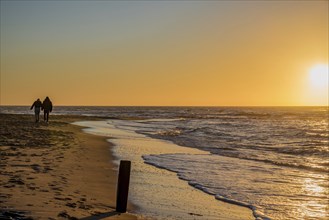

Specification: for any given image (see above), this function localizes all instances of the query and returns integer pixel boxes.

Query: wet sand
[75,120,255,220]
[0,114,138,220]
[1,113,255,220]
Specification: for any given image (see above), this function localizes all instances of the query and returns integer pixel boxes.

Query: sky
[1,0,328,106]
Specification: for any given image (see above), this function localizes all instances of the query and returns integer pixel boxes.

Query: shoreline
[1,107,328,220]
[1,113,255,220]
[0,114,139,219]
[74,120,255,220]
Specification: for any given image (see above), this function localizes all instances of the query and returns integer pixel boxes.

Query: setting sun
[0,1,329,220]
[304,64,329,106]
[1,1,328,106]
[309,64,329,89]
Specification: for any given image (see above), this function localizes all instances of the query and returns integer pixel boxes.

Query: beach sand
[0,114,138,220]
[77,120,255,220]
[1,113,255,220]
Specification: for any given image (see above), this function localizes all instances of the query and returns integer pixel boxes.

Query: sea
[1,106,328,220]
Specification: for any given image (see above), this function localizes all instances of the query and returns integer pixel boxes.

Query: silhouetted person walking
[30,98,42,122]
[42,97,53,123]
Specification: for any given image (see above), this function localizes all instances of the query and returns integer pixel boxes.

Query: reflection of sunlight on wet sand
[297,175,329,219]
[73,120,329,220]
[73,120,254,220]
[304,178,324,195]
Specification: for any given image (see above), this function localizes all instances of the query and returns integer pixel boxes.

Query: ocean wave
[143,154,272,220]
[156,128,183,136]
[215,195,271,220]
[147,128,329,173]
[214,153,329,173]
[3,106,328,220]
[276,145,329,156]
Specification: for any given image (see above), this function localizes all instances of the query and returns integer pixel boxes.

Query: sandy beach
[0,114,138,220]
[1,113,257,220]
[74,119,255,220]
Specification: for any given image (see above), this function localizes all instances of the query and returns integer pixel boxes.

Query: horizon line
[0,105,328,108]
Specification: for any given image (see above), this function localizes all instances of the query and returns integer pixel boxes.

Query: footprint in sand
[27,184,38,191]
[8,176,25,185]
[65,202,77,208]
[30,164,41,173]
[43,166,53,173]
[57,211,78,220]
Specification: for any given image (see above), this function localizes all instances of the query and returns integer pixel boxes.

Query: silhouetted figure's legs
[44,110,49,122]
[35,109,40,123]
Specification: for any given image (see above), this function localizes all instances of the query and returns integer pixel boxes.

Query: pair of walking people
[30,97,53,123]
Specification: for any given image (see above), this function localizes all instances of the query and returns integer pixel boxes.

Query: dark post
[116,160,131,213]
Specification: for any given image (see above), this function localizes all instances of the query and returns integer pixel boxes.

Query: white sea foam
[73,117,329,220]
[4,106,326,220]
[73,120,255,220]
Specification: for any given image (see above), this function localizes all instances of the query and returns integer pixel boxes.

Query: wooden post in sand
[116,160,131,213]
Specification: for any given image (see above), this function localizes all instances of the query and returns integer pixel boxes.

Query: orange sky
[1,1,328,106]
